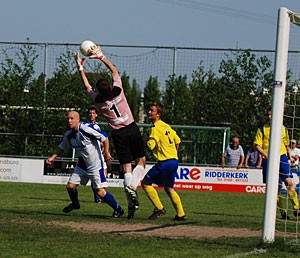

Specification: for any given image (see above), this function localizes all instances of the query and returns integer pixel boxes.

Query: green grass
[0,181,299,258]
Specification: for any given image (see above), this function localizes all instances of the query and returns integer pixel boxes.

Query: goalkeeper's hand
[89,45,106,60]
[74,52,85,71]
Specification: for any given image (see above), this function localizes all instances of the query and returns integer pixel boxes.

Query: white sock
[131,165,146,190]
[124,172,132,187]
[124,172,133,205]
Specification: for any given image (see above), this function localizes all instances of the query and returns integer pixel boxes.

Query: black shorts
[112,122,146,165]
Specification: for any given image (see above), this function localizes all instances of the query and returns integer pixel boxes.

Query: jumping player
[74,46,146,219]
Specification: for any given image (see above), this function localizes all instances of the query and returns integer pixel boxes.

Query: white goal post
[262,7,300,243]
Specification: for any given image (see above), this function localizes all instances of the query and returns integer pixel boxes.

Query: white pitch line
[224,248,267,258]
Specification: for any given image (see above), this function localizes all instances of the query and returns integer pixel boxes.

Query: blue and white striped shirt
[59,123,107,171]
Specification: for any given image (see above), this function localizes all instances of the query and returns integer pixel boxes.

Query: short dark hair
[96,78,112,97]
[151,102,164,116]
[87,107,98,115]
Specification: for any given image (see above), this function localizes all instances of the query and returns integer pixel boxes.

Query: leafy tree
[162,74,191,125]
[121,73,141,121]
[216,50,273,146]
[130,79,142,121]
[143,76,161,112]
[189,63,222,126]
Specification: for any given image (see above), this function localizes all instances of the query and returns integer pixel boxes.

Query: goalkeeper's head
[96,78,113,97]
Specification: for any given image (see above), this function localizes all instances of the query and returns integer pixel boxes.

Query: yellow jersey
[147,120,181,161]
[253,123,289,156]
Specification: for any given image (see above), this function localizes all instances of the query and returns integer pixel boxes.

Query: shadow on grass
[0,208,118,220]
[24,196,96,204]
[109,222,196,234]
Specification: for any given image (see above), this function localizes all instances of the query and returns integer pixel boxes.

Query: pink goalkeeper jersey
[87,75,134,130]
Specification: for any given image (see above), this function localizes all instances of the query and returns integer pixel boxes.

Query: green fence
[0,123,230,166]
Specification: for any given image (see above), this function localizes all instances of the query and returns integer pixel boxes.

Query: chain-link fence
[1,41,300,165]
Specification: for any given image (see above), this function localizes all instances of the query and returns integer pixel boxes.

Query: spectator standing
[289,139,300,170]
[245,144,262,168]
[222,137,244,169]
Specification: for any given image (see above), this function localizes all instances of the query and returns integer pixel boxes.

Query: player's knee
[136,157,146,168]
[97,188,106,197]
[141,179,151,188]
[164,187,174,195]
[66,183,77,190]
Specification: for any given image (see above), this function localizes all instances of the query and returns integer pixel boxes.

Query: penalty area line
[224,248,267,258]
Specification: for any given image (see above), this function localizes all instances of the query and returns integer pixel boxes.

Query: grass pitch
[0,181,299,257]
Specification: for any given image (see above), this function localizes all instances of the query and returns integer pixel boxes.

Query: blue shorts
[262,154,293,183]
[143,159,178,188]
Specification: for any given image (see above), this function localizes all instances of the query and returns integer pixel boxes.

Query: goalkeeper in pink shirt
[74,45,146,219]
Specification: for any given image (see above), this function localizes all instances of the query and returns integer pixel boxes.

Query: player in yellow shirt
[141,102,186,221]
[254,109,300,220]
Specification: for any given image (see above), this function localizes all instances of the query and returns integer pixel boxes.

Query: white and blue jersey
[83,121,102,132]
[59,123,107,172]
[82,121,107,169]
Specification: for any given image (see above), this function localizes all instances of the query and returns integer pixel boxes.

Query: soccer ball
[80,40,96,56]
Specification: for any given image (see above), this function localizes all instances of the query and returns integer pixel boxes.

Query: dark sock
[67,188,79,206]
[102,192,119,210]
[92,186,100,201]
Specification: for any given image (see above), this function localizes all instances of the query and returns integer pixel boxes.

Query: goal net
[263,7,300,243]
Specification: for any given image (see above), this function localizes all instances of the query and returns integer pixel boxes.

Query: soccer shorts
[144,159,179,188]
[112,122,146,164]
[68,166,108,189]
[262,154,293,183]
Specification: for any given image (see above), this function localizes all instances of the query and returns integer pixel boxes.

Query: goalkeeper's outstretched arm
[89,45,119,77]
[101,57,119,77]
[74,52,93,92]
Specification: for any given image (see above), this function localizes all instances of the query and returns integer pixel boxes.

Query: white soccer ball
[80,40,96,56]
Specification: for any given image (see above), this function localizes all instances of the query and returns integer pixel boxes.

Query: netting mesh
[1,41,300,166]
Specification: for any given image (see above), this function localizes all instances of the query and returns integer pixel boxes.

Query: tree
[130,79,142,121]
[216,50,273,146]
[162,74,191,125]
[143,76,161,111]
[121,73,141,121]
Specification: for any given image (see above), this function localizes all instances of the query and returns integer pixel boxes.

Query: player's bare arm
[46,147,63,165]
[88,45,119,77]
[254,144,268,159]
[74,52,93,91]
[102,138,113,165]
[101,57,119,77]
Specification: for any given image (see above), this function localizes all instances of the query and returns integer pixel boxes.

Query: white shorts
[68,166,108,189]
[99,152,107,169]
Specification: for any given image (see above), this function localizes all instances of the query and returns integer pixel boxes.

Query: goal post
[262,7,300,243]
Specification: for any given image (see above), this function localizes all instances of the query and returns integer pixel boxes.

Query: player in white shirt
[74,47,146,219]
[83,107,108,203]
[46,111,124,217]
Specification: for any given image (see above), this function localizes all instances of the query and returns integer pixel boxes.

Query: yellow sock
[288,190,299,210]
[169,191,185,217]
[277,194,286,213]
[143,185,163,210]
